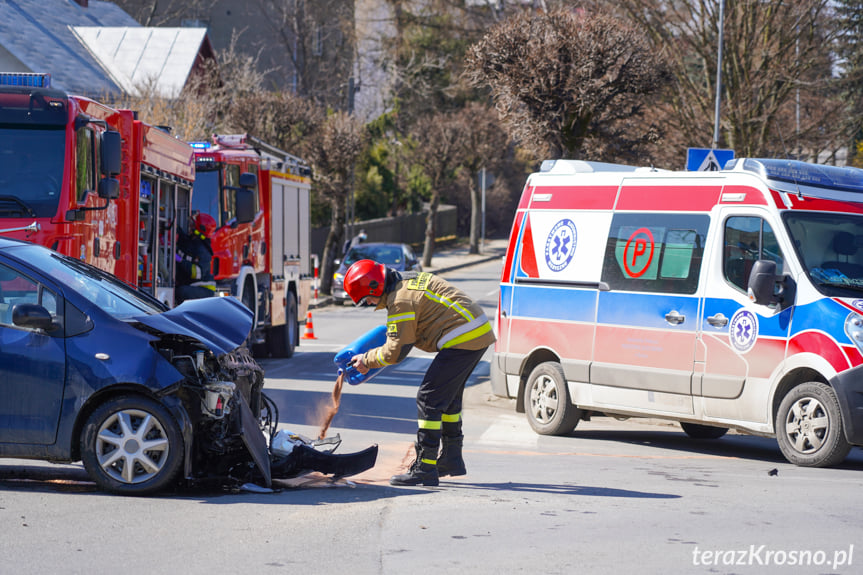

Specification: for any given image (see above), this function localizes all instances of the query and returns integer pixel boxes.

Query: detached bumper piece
[268,431,378,483]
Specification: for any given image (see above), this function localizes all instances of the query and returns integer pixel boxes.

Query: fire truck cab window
[222,164,241,223]
[75,127,96,203]
[248,164,260,213]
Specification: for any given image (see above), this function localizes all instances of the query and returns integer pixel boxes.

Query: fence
[311,204,458,259]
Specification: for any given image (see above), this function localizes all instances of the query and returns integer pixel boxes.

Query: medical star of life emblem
[729,309,759,354]
[545,219,577,272]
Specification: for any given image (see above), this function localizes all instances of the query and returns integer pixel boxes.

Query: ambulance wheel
[524,362,581,435]
[269,291,298,358]
[80,395,184,495]
[775,382,851,467]
[680,422,728,439]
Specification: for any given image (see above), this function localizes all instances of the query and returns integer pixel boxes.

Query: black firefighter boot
[437,436,466,477]
[390,443,439,486]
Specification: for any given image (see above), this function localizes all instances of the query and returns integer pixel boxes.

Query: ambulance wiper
[816,281,863,292]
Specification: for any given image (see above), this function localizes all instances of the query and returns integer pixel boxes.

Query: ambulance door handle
[707,313,729,328]
[665,310,685,325]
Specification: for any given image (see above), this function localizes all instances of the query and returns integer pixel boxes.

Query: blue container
[334,325,390,385]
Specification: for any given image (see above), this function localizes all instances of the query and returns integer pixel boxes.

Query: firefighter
[343,259,496,486]
[176,212,217,304]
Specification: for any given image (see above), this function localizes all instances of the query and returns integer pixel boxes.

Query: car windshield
[784,211,863,296]
[345,245,404,267]
[11,244,164,318]
[0,126,65,218]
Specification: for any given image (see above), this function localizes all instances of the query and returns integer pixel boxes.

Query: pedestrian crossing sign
[686,148,735,172]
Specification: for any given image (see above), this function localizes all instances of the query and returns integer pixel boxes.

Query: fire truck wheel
[269,291,298,358]
[80,395,184,495]
[680,422,728,439]
[523,361,582,436]
[775,382,851,467]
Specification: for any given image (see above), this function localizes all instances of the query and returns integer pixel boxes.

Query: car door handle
[665,310,685,325]
[707,313,729,328]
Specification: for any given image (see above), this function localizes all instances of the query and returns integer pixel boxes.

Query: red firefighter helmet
[344,259,386,305]
[192,212,217,238]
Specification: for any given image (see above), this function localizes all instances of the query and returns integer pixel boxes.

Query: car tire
[775,382,851,467]
[680,422,728,439]
[523,361,582,436]
[269,291,298,358]
[80,395,184,495]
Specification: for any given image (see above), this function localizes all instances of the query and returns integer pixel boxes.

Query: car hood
[132,296,253,356]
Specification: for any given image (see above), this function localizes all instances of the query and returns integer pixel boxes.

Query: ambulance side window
[601,213,709,294]
[723,217,784,293]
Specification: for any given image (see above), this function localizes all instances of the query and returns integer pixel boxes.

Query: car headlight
[333,273,344,287]
[845,312,863,350]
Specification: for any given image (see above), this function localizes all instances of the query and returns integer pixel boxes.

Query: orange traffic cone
[301,310,318,339]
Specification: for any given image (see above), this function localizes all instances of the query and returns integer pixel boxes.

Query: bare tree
[408,110,465,268]
[616,0,844,164]
[454,102,510,254]
[465,7,671,162]
[111,0,218,26]
[112,38,267,141]
[303,111,367,294]
[223,90,324,155]
[248,0,356,110]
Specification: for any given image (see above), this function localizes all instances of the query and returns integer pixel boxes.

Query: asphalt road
[2,259,862,575]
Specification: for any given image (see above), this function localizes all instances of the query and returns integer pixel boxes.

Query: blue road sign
[687,148,735,171]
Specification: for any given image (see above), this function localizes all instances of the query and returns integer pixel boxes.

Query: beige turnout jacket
[360,272,496,369]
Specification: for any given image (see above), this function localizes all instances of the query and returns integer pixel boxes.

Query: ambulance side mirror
[748,260,795,308]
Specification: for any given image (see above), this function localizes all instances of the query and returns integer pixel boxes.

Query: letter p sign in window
[624,228,655,278]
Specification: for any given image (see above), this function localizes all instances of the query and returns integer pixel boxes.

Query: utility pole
[712,0,725,149]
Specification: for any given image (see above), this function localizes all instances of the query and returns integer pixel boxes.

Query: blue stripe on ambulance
[701,298,793,338]
[788,298,854,343]
[502,284,597,323]
[597,292,699,331]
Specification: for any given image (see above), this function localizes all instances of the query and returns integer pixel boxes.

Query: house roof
[0,0,138,96]
[71,27,213,98]
[0,0,212,98]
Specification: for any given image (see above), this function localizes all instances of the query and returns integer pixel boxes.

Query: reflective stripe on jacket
[361,272,496,368]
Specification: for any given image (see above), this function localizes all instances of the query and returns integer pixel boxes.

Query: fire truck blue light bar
[0,73,52,88]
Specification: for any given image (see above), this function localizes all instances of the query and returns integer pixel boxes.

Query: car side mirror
[12,303,57,331]
[748,259,795,308]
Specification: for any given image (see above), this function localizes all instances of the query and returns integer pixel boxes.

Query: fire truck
[190,134,313,358]
[0,72,195,306]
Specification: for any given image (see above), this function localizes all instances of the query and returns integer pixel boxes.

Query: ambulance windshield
[784,212,863,295]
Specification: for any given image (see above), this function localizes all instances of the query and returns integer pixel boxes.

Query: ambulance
[491,157,863,467]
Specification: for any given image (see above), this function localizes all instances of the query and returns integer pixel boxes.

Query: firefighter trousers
[415,346,488,462]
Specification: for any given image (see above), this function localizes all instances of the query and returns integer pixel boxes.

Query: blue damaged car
[0,236,274,494]
[0,237,378,495]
